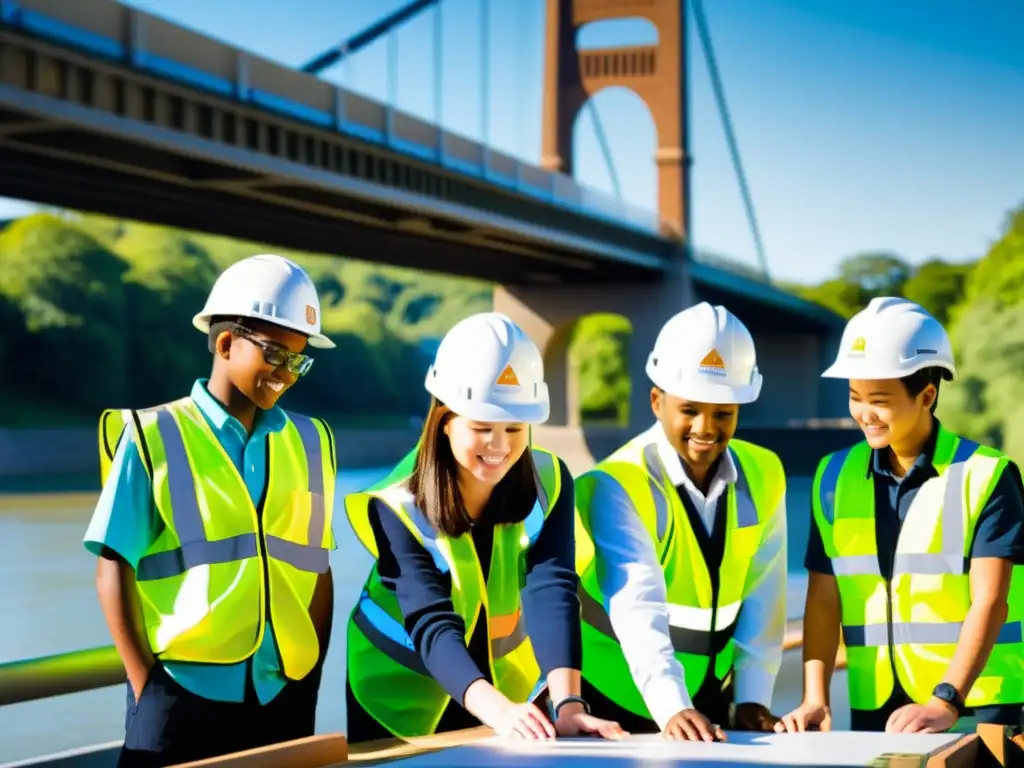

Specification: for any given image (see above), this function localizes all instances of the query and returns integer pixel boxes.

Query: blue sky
[2,0,1021,284]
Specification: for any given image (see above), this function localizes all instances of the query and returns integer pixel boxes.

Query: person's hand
[662,708,727,741]
[774,700,832,733]
[885,699,958,734]
[734,702,781,732]
[553,701,628,740]
[492,701,557,740]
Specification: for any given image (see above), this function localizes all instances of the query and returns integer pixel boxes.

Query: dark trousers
[117,662,323,768]
[582,677,734,734]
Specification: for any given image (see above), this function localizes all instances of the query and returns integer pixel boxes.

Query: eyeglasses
[232,325,314,376]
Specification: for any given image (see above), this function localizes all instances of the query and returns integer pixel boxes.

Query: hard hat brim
[821,359,958,382]
[434,396,550,425]
[193,312,336,349]
[647,364,762,405]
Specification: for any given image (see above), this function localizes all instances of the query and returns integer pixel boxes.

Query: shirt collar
[190,379,287,440]
[646,422,738,503]
[868,416,941,480]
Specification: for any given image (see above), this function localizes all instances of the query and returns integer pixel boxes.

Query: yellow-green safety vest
[811,424,1024,710]
[575,436,785,719]
[344,445,562,739]
[98,397,335,681]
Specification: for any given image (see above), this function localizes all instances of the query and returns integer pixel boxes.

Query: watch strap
[552,695,590,720]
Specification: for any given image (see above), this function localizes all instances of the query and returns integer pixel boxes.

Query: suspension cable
[691,0,770,280]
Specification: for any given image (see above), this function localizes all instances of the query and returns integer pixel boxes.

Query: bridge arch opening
[541,312,632,428]
[571,86,657,214]
[576,17,659,50]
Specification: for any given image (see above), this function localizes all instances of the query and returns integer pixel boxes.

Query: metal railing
[0,645,123,706]
[0,620,847,707]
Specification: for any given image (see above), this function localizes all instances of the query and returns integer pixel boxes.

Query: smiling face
[215,319,309,409]
[444,416,530,489]
[652,387,739,483]
[848,377,936,451]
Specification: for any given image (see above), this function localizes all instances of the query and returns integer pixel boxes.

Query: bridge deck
[0,0,676,283]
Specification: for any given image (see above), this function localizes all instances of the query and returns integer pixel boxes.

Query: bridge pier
[494,259,692,473]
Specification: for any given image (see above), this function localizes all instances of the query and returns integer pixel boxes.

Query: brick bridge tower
[495,0,692,470]
[541,0,689,239]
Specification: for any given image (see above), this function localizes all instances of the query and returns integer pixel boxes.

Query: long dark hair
[408,397,538,538]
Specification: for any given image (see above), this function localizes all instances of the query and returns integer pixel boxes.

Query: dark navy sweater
[366,457,582,708]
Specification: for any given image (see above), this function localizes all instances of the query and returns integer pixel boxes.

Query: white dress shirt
[585,422,788,730]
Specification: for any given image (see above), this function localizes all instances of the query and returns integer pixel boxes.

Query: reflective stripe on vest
[812,425,1024,708]
[344,446,561,738]
[575,436,781,719]
[100,398,334,679]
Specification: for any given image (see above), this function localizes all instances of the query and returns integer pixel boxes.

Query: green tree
[0,214,129,410]
[791,278,866,319]
[113,224,222,405]
[570,314,631,425]
[901,258,971,326]
[838,252,911,297]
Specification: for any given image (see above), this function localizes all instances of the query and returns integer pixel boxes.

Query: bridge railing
[0,622,827,707]
[689,246,772,283]
[1,0,665,237]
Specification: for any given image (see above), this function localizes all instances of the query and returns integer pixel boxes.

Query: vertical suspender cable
[434,2,443,127]
[480,0,490,146]
[691,0,770,280]
[387,21,398,107]
[588,102,622,200]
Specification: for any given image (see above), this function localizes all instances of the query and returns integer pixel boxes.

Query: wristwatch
[550,695,590,721]
[931,682,966,716]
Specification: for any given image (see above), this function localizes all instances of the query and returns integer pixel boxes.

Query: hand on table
[662,708,727,742]
[885,699,958,734]
[774,700,832,733]
[554,701,629,741]
[493,701,558,741]
[734,702,781,732]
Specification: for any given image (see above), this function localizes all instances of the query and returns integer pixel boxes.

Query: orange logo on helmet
[305,305,316,325]
[496,364,519,386]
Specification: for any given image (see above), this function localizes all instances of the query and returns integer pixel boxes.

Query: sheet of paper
[371,731,964,767]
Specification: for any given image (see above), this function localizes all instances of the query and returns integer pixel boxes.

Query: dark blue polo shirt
[804,418,1024,729]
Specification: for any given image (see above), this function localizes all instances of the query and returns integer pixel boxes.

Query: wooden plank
[166,728,492,768]
[170,735,348,768]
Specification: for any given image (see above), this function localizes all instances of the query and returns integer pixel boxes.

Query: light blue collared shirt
[84,379,335,704]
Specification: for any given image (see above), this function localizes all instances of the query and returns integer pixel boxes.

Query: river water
[0,470,846,764]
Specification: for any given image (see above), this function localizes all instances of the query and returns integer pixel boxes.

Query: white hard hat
[821,296,956,381]
[193,253,335,349]
[646,302,763,405]
[425,312,549,423]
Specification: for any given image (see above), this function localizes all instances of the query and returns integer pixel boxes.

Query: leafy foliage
[1,199,1021,460]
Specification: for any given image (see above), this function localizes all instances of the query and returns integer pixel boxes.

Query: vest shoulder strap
[727,438,785,527]
[344,442,421,558]
[285,411,336,473]
[529,446,561,518]
[98,408,132,485]
[97,404,168,485]
[579,437,666,543]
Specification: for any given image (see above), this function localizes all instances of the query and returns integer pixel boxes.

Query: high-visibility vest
[811,424,1024,710]
[574,436,784,719]
[97,397,335,680]
[344,445,562,739]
